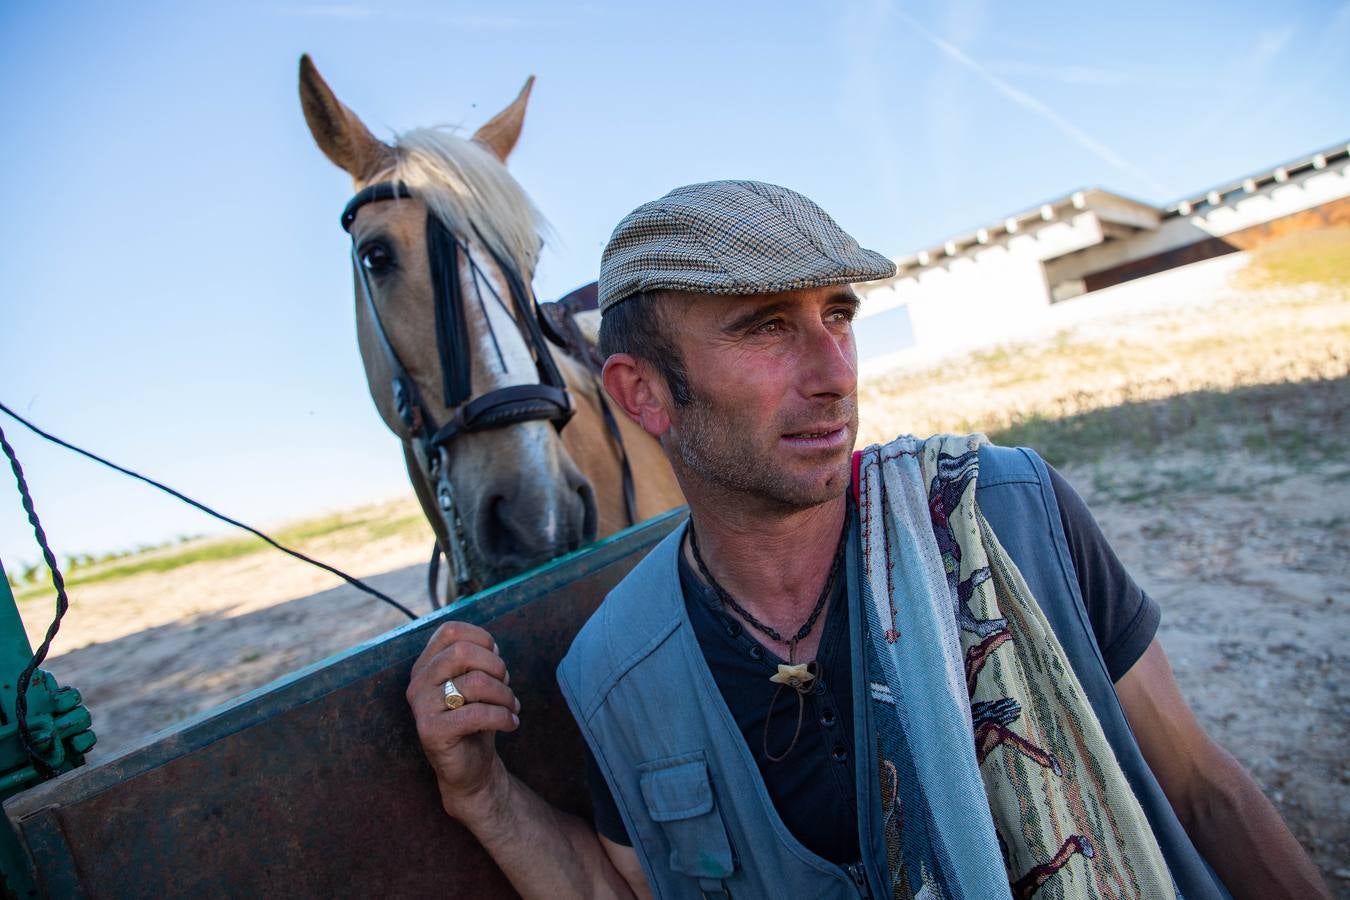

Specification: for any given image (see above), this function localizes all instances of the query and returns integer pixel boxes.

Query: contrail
[890,5,1173,197]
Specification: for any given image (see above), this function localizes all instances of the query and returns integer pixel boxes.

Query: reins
[0,401,418,621]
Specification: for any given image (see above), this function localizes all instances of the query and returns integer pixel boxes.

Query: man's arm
[1115,638,1329,899]
[406,621,651,899]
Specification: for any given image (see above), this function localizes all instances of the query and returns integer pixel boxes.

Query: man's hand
[405,621,649,899]
[406,621,521,820]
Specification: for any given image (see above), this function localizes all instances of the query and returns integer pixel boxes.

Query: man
[407,181,1327,898]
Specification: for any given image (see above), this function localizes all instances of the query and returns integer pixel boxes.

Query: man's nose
[800,320,857,398]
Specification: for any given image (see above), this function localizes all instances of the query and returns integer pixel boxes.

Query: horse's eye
[359,242,395,275]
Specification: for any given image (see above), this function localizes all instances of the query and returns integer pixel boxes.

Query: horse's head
[299,56,597,596]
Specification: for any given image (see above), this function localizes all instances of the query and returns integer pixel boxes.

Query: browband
[341,181,414,232]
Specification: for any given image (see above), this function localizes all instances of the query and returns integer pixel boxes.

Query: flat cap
[598,180,896,314]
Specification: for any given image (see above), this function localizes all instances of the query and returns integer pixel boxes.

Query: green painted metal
[0,560,96,899]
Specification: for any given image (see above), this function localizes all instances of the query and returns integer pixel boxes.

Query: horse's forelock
[386,127,546,277]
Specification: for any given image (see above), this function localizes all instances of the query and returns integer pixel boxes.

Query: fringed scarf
[856,434,1174,900]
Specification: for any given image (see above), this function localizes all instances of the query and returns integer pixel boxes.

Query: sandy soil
[20,501,431,759]
[19,255,1350,890]
[1064,450,1349,888]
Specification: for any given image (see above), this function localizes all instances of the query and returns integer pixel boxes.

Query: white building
[856,143,1350,372]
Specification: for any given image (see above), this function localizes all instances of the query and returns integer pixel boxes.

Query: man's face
[660,285,860,512]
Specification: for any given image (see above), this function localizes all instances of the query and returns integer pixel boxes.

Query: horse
[298,55,683,607]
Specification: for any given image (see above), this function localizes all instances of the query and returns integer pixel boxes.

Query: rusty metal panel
[4,509,686,898]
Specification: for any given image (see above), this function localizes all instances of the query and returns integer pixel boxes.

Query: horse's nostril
[577,482,598,546]
[483,496,520,561]
[476,475,597,569]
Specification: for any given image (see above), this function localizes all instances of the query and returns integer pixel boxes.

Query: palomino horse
[299,56,682,605]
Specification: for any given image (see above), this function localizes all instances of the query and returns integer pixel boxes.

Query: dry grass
[856,239,1350,521]
[858,279,1349,477]
[1237,227,1350,289]
[14,499,430,607]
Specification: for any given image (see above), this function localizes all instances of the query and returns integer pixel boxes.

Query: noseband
[341,181,575,597]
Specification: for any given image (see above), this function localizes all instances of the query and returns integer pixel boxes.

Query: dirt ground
[19,251,1350,890]
[1064,449,1349,887]
[22,504,430,759]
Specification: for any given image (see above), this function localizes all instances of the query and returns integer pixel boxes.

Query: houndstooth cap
[598,180,896,314]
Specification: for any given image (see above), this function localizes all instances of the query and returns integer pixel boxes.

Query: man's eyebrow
[720,291,860,333]
[722,300,794,333]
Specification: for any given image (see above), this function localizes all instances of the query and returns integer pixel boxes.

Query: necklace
[688,514,849,761]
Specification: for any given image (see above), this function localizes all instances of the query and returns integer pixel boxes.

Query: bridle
[341,181,575,600]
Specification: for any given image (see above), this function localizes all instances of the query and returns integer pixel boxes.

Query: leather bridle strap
[341,181,412,231]
[348,245,427,437]
[342,181,428,435]
[536,290,639,529]
[342,179,579,604]
[341,181,573,446]
[427,383,573,446]
[483,238,570,396]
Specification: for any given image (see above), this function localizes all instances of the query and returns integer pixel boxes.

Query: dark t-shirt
[585,465,1158,863]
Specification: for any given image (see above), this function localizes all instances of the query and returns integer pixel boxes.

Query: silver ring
[442,678,466,710]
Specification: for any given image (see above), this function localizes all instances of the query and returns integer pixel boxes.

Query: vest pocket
[638,753,736,882]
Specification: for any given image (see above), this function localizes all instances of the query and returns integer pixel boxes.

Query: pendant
[770,662,814,689]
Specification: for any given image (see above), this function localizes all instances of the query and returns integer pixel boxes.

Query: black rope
[0,401,417,620]
[1,421,71,776]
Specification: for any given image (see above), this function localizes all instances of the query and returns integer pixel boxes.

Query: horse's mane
[383,127,547,276]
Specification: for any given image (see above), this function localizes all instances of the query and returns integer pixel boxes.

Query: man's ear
[601,353,671,439]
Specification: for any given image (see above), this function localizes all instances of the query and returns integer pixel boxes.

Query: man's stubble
[668,386,857,513]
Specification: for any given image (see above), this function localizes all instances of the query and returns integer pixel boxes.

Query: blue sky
[2,0,1347,568]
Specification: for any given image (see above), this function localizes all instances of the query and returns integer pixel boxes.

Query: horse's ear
[298,54,392,181]
[472,76,535,163]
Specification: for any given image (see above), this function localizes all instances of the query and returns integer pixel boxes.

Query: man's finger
[412,641,509,692]
[447,670,519,714]
[423,702,521,745]
[408,649,513,717]
[410,621,497,680]
[410,668,519,721]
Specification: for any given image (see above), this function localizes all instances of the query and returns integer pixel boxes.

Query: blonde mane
[383,127,547,276]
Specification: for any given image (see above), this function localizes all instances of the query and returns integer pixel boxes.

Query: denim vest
[557,445,1226,899]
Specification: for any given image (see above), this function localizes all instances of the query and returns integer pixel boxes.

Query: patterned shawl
[856,435,1175,900]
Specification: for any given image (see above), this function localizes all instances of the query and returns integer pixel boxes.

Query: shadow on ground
[53,559,423,761]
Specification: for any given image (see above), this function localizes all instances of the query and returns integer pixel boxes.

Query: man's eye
[753,319,782,334]
[359,243,395,274]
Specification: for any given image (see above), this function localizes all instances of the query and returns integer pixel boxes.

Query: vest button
[820,708,836,727]
[726,620,742,638]
[831,743,849,763]
[748,644,764,661]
